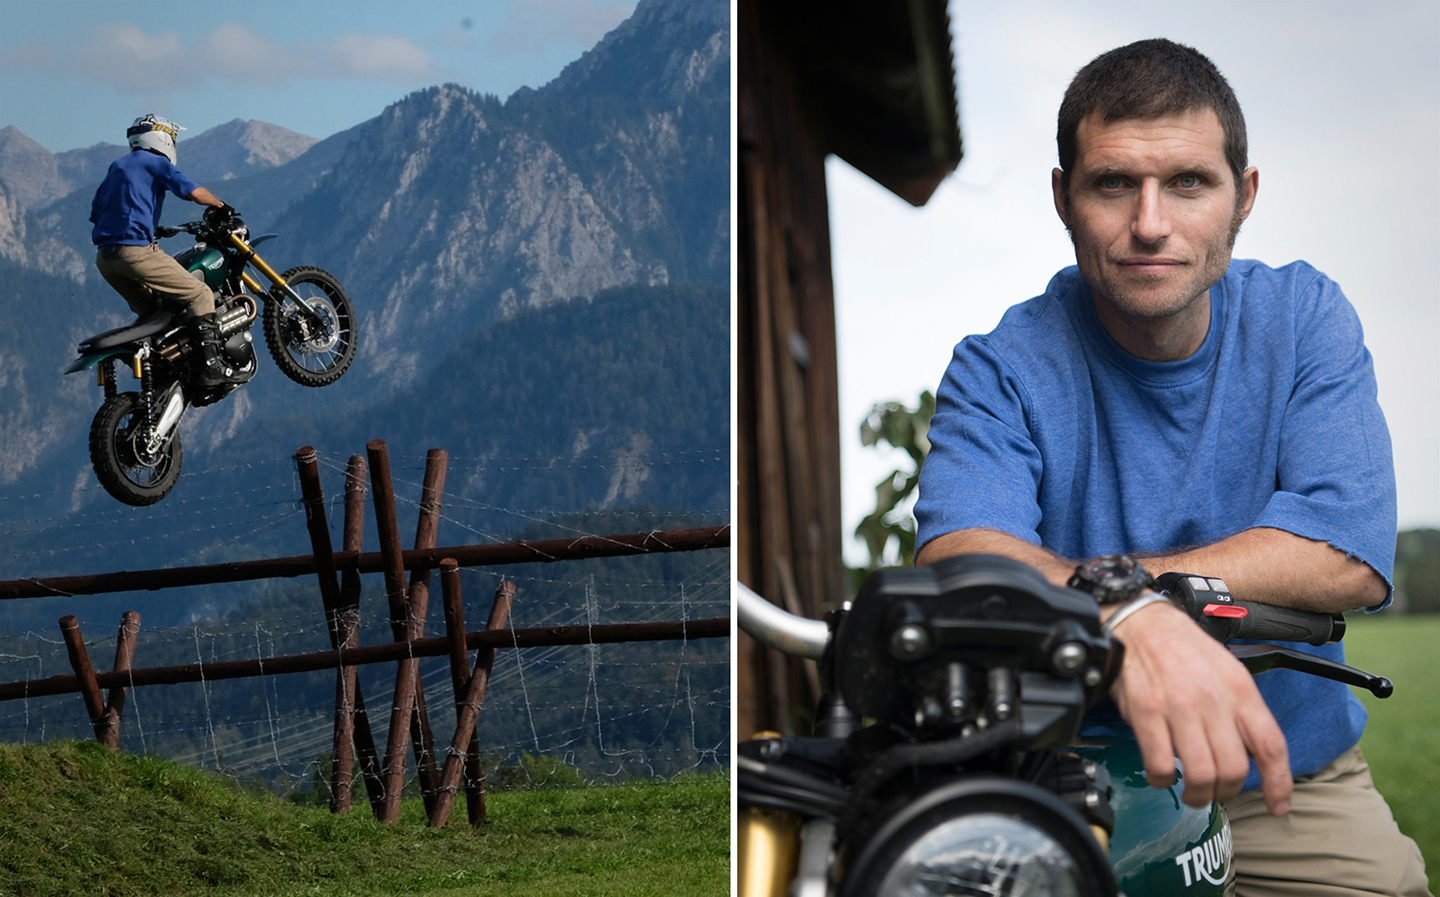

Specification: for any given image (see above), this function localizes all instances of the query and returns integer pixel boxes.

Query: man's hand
[1106,597,1292,816]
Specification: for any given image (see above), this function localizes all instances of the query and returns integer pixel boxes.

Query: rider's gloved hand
[204,204,237,228]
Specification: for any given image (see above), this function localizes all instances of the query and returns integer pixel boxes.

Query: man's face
[1053,108,1257,329]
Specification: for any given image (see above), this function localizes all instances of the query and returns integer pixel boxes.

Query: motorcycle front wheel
[263,266,357,387]
[89,392,183,506]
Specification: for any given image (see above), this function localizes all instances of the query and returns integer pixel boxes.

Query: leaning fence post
[59,616,107,744]
[440,560,485,823]
[369,439,421,822]
[341,454,387,818]
[99,611,140,749]
[295,446,361,814]
[429,578,516,827]
[406,448,448,814]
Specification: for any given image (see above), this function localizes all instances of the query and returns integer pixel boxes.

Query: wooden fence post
[368,439,422,822]
[439,561,486,823]
[99,611,140,749]
[59,616,107,744]
[430,578,516,827]
[294,446,364,815]
[405,449,448,814]
[341,454,387,818]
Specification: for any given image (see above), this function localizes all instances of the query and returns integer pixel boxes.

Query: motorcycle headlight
[842,777,1115,897]
[877,813,1081,895]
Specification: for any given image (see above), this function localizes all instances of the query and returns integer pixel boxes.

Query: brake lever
[1228,644,1393,698]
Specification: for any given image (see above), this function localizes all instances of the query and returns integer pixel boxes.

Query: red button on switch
[1203,604,1247,619]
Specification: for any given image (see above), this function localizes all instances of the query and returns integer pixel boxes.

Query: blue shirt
[89,150,200,246]
[915,260,1396,789]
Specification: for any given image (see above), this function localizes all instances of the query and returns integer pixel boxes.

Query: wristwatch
[1068,554,1154,604]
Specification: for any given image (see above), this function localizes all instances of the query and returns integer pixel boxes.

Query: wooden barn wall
[736,0,845,740]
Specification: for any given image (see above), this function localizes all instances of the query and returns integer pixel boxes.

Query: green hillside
[0,740,728,897]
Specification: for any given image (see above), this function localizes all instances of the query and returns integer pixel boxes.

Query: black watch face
[1074,554,1151,601]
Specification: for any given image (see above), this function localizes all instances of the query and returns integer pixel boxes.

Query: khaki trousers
[1224,745,1430,896]
[96,243,213,317]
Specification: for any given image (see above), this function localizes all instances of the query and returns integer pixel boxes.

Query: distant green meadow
[1344,613,1440,878]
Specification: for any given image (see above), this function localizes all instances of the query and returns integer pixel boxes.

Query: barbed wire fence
[0,443,730,800]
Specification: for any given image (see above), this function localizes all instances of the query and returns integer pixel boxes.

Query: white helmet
[126,114,185,165]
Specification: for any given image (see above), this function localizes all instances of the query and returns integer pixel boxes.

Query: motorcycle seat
[79,308,180,351]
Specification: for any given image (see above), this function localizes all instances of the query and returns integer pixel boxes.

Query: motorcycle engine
[223,331,255,367]
[190,332,256,407]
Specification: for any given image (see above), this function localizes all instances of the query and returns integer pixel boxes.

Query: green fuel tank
[1081,732,1235,896]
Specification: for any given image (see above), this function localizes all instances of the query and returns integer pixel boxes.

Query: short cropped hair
[1057,39,1248,198]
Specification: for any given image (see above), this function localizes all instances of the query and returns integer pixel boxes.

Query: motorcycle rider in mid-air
[89,114,244,388]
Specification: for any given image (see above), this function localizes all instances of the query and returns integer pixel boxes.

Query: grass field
[1343,613,1440,878]
[0,742,728,897]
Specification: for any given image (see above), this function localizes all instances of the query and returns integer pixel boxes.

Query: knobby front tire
[263,266,357,387]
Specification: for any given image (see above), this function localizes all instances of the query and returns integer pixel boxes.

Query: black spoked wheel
[89,392,183,506]
[263,266,357,387]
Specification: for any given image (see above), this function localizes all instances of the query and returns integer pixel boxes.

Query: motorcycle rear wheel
[263,266,357,387]
[89,392,183,506]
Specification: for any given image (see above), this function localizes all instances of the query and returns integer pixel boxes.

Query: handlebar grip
[1230,600,1343,646]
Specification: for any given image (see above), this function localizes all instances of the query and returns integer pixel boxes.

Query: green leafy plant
[852,390,935,590]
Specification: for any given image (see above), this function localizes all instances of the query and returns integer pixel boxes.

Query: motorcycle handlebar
[735,581,828,660]
[737,564,1349,664]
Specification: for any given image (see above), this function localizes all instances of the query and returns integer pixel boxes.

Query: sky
[0,0,637,152]
[829,0,1440,565]
[2,0,1434,563]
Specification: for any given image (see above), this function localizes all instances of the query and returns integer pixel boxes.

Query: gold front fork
[738,807,800,897]
[738,732,801,897]
[226,231,288,293]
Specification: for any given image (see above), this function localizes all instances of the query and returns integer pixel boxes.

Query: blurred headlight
[876,813,1081,896]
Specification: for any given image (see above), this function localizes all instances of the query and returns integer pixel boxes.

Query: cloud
[486,0,635,52]
[327,34,434,81]
[0,21,435,91]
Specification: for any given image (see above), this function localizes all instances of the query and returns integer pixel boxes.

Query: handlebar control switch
[1155,572,1344,646]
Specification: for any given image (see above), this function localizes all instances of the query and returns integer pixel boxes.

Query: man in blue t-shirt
[914,40,1427,895]
[90,114,241,387]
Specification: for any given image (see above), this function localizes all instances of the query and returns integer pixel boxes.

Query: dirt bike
[737,555,1393,896]
[66,210,357,506]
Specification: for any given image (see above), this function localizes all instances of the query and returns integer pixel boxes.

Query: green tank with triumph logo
[1081,731,1235,895]
[174,244,227,290]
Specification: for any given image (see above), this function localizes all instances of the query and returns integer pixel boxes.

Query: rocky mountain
[0,126,71,211]
[178,119,318,184]
[277,0,728,388]
[0,0,729,582]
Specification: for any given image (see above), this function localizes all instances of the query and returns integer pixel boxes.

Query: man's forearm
[1138,526,1386,613]
[915,525,1385,612]
[915,528,1077,584]
[188,186,225,208]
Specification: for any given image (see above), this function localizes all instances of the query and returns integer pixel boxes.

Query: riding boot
[192,313,242,388]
